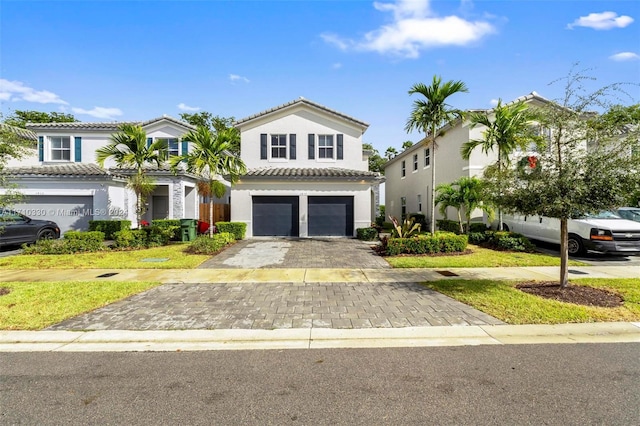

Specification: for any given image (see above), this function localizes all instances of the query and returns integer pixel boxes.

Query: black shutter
[289,134,296,160]
[308,134,315,159]
[260,134,267,160]
[337,134,343,160]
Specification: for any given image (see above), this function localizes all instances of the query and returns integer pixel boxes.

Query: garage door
[13,195,94,235]
[252,196,299,237]
[308,196,354,237]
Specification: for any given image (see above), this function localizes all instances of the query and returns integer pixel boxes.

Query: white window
[413,154,418,171]
[424,148,430,167]
[401,197,407,219]
[271,134,287,159]
[401,160,406,177]
[417,194,422,212]
[50,136,71,161]
[158,138,179,157]
[318,135,334,159]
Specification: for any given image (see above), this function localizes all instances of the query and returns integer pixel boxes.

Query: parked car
[615,207,640,223]
[0,209,60,247]
[500,211,640,256]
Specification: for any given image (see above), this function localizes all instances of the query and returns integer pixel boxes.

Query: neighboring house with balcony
[2,116,201,233]
[231,97,384,238]
[383,92,550,224]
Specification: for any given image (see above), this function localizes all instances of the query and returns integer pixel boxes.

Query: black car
[0,209,60,247]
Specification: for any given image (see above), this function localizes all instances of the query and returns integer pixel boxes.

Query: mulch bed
[0,287,10,296]
[516,282,623,308]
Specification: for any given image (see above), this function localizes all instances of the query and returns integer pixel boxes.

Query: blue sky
[1,0,638,153]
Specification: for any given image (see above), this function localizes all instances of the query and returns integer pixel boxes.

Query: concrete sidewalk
[2,323,639,352]
[1,265,639,283]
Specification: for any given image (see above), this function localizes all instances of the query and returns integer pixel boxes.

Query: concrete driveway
[198,238,391,269]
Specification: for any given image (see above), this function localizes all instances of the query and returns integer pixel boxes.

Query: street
[2,343,639,425]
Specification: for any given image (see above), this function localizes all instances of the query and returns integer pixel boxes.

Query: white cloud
[321,0,495,59]
[609,52,640,61]
[177,103,201,112]
[489,99,499,106]
[332,63,343,69]
[229,74,250,83]
[0,79,68,104]
[71,106,123,120]
[567,11,634,30]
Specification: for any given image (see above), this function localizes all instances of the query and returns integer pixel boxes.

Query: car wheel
[37,228,56,241]
[567,234,585,256]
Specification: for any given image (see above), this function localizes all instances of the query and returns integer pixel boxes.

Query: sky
[1,0,638,154]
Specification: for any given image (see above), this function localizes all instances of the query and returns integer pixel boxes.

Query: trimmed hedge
[356,227,378,241]
[436,220,489,234]
[215,222,246,240]
[151,219,181,241]
[186,233,236,255]
[385,232,468,256]
[113,229,148,249]
[468,230,535,252]
[88,220,131,239]
[22,231,106,254]
[408,213,427,230]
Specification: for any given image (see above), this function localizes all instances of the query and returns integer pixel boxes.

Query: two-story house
[3,116,200,233]
[384,92,549,224]
[231,97,384,238]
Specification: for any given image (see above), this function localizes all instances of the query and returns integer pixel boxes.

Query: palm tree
[96,124,167,227]
[405,75,468,234]
[460,99,534,230]
[170,126,246,237]
[385,147,398,160]
[456,176,494,233]
[435,183,463,233]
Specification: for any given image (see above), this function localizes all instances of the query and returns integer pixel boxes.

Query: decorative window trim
[49,136,71,162]
[424,148,430,168]
[270,134,288,160]
[401,160,406,178]
[413,153,418,172]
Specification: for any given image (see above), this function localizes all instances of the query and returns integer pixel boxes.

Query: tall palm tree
[96,124,167,227]
[170,126,246,237]
[405,75,468,234]
[435,182,463,233]
[460,99,534,230]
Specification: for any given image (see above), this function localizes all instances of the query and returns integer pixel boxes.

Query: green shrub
[390,216,421,238]
[356,227,378,241]
[186,233,236,254]
[23,231,105,254]
[408,213,427,230]
[385,233,467,256]
[215,222,246,240]
[436,219,461,233]
[469,223,489,233]
[485,231,535,252]
[151,219,181,241]
[146,225,177,247]
[468,231,489,245]
[88,220,131,239]
[113,229,148,249]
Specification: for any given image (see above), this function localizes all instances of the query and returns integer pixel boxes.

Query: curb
[1,323,639,352]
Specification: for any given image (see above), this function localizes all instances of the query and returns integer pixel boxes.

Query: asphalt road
[2,343,639,425]
[531,240,640,266]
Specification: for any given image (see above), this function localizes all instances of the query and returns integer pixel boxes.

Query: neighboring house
[231,97,384,238]
[2,116,200,233]
[383,92,550,223]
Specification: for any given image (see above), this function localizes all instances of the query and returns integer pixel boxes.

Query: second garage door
[308,196,354,237]
[252,196,299,237]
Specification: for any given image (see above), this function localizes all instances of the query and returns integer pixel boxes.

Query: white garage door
[13,195,94,235]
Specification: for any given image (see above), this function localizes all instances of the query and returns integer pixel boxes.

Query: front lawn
[0,244,209,269]
[386,245,587,268]
[0,281,161,330]
[424,278,640,324]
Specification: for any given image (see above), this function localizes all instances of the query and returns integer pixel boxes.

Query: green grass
[386,245,587,268]
[0,244,210,269]
[0,281,161,330]
[424,278,640,324]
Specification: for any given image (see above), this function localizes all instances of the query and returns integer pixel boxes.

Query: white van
[501,211,640,256]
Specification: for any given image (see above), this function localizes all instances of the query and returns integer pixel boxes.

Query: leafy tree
[436,177,493,233]
[95,124,168,227]
[402,140,414,150]
[488,68,640,287]
[169,126,247,237]
[3,110,77,128]
[384,147,398,160]
[461,99,538,230]
[405,75,468,234]
[0,121,33,210]
[435,182,463,231]
[179,112,240,155]
[363,143,385,174]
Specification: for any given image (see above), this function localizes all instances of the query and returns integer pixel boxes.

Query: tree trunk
[497,151,503,231]
[430,138,436,235]
[209,199,214,237]
[559,218,569,288]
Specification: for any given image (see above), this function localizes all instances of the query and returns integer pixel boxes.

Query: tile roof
[3,163,114,177]
[0,123,38,141]
[235,97,369,130]
[242,167,383,181]
[25,115,196,131]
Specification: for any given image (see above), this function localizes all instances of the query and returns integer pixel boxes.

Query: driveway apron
[47,238,504,331]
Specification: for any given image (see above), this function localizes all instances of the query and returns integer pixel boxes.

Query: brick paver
[48,281,504,331]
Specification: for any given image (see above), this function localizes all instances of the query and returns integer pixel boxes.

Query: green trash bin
[180,219,197,242]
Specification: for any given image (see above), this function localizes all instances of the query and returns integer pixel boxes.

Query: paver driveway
[197,238,390,269]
